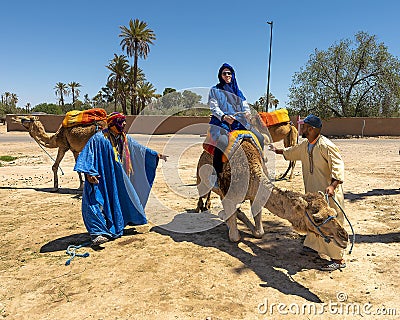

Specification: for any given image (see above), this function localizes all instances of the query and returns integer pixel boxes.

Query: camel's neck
[261,179,309,232]
[28,121,58,148]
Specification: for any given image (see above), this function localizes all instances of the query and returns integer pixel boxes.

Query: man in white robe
[270,114,347,271]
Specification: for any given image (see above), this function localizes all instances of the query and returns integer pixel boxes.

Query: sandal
[320,261,346,271]
[91,235,109,246]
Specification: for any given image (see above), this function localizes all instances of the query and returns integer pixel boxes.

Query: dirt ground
[0,123,399,320]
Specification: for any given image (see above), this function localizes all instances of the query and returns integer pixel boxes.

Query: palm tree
[1,92,18,113]
[136,81,157,113]
[54,82,69,107]
[126,66,146,114]
[106,54,129,114]
[119,18,156,115]
[68,82,82,108]
[272,97,279,110]
[10,93,18,107]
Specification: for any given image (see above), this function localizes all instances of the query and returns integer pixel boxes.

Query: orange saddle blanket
[62,108,107,128]
[258,109,290,127]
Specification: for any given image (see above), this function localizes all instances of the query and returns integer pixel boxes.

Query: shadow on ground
[151,212,325,303]
[345,188,400,202]
[355,232,400,244]
[0,185,82,194]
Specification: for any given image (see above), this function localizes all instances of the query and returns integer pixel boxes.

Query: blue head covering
[216,63,246,104]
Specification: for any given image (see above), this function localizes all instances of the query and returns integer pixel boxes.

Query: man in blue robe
[74,112,167,246]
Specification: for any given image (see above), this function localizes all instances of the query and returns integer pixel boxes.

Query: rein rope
[304,209,336,244]
[65,242,91,266]
[324,193,355,254]
[35,142,64,175]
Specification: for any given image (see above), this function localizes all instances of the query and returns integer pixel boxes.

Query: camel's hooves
[229,232,241,243]
[229,236,241,243]
[253,231,265,239]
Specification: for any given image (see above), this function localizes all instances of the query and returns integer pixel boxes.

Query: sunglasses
[222,71,232,76]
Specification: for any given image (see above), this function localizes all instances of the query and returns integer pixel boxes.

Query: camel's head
[11,115,39,130]
[302,192,348,249]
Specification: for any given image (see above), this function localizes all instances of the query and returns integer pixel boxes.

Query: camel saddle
[62,108,107,128]
[203,129,263,162]
[258,109,290,127]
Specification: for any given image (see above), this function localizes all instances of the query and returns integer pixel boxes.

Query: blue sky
[1,0,399,109]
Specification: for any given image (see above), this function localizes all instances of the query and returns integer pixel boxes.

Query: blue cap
[298,114,322,128]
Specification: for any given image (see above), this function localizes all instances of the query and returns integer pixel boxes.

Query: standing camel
[13,116,106,191]
[195,139,348,249]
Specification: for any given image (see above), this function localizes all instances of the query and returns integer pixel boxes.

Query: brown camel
[13,116,106,191]
[195,139,348,249]
[252,115,298,180]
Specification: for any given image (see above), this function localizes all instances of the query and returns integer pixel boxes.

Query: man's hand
[158,154,168,161]
[268,144,283,154]
[326,179,340,196]
[86,175,100,184]
[325,185,335,197]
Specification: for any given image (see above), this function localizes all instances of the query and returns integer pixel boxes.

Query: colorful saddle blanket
[258,109,290,127]
[62,108,107,128]
[203,130,263,162]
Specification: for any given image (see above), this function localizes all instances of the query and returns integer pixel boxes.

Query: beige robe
[283,135,345,260]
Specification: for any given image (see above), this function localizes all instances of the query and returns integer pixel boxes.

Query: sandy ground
[0,123,399,320]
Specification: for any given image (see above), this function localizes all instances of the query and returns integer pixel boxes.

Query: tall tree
[54,82,69,107]
[288,31,400,117]
[126,66,146,114]
[253,93,278,111]
[119,18,156,115]
[163,87,176,96]
[106,54,129,114]
[136,81,157,112]
[68,82,82,108]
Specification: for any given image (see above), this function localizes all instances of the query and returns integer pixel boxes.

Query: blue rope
[65,242,91,266]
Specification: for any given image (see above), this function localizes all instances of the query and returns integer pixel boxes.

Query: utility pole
[265,21,273,112]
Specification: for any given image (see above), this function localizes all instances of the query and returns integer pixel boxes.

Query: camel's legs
[276,160,295,180]
[222,198,240,242]
[251,205,264,239]
[236,209,256,234]
[195,191,211,212]
[236,202,265,239]
[72,151,84,190]
[278,124,298,181]
[52,147,68,190]
[196,162,215,212]
[288,160,296,180]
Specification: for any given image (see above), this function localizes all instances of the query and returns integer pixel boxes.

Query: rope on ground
[65,242,91,266]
